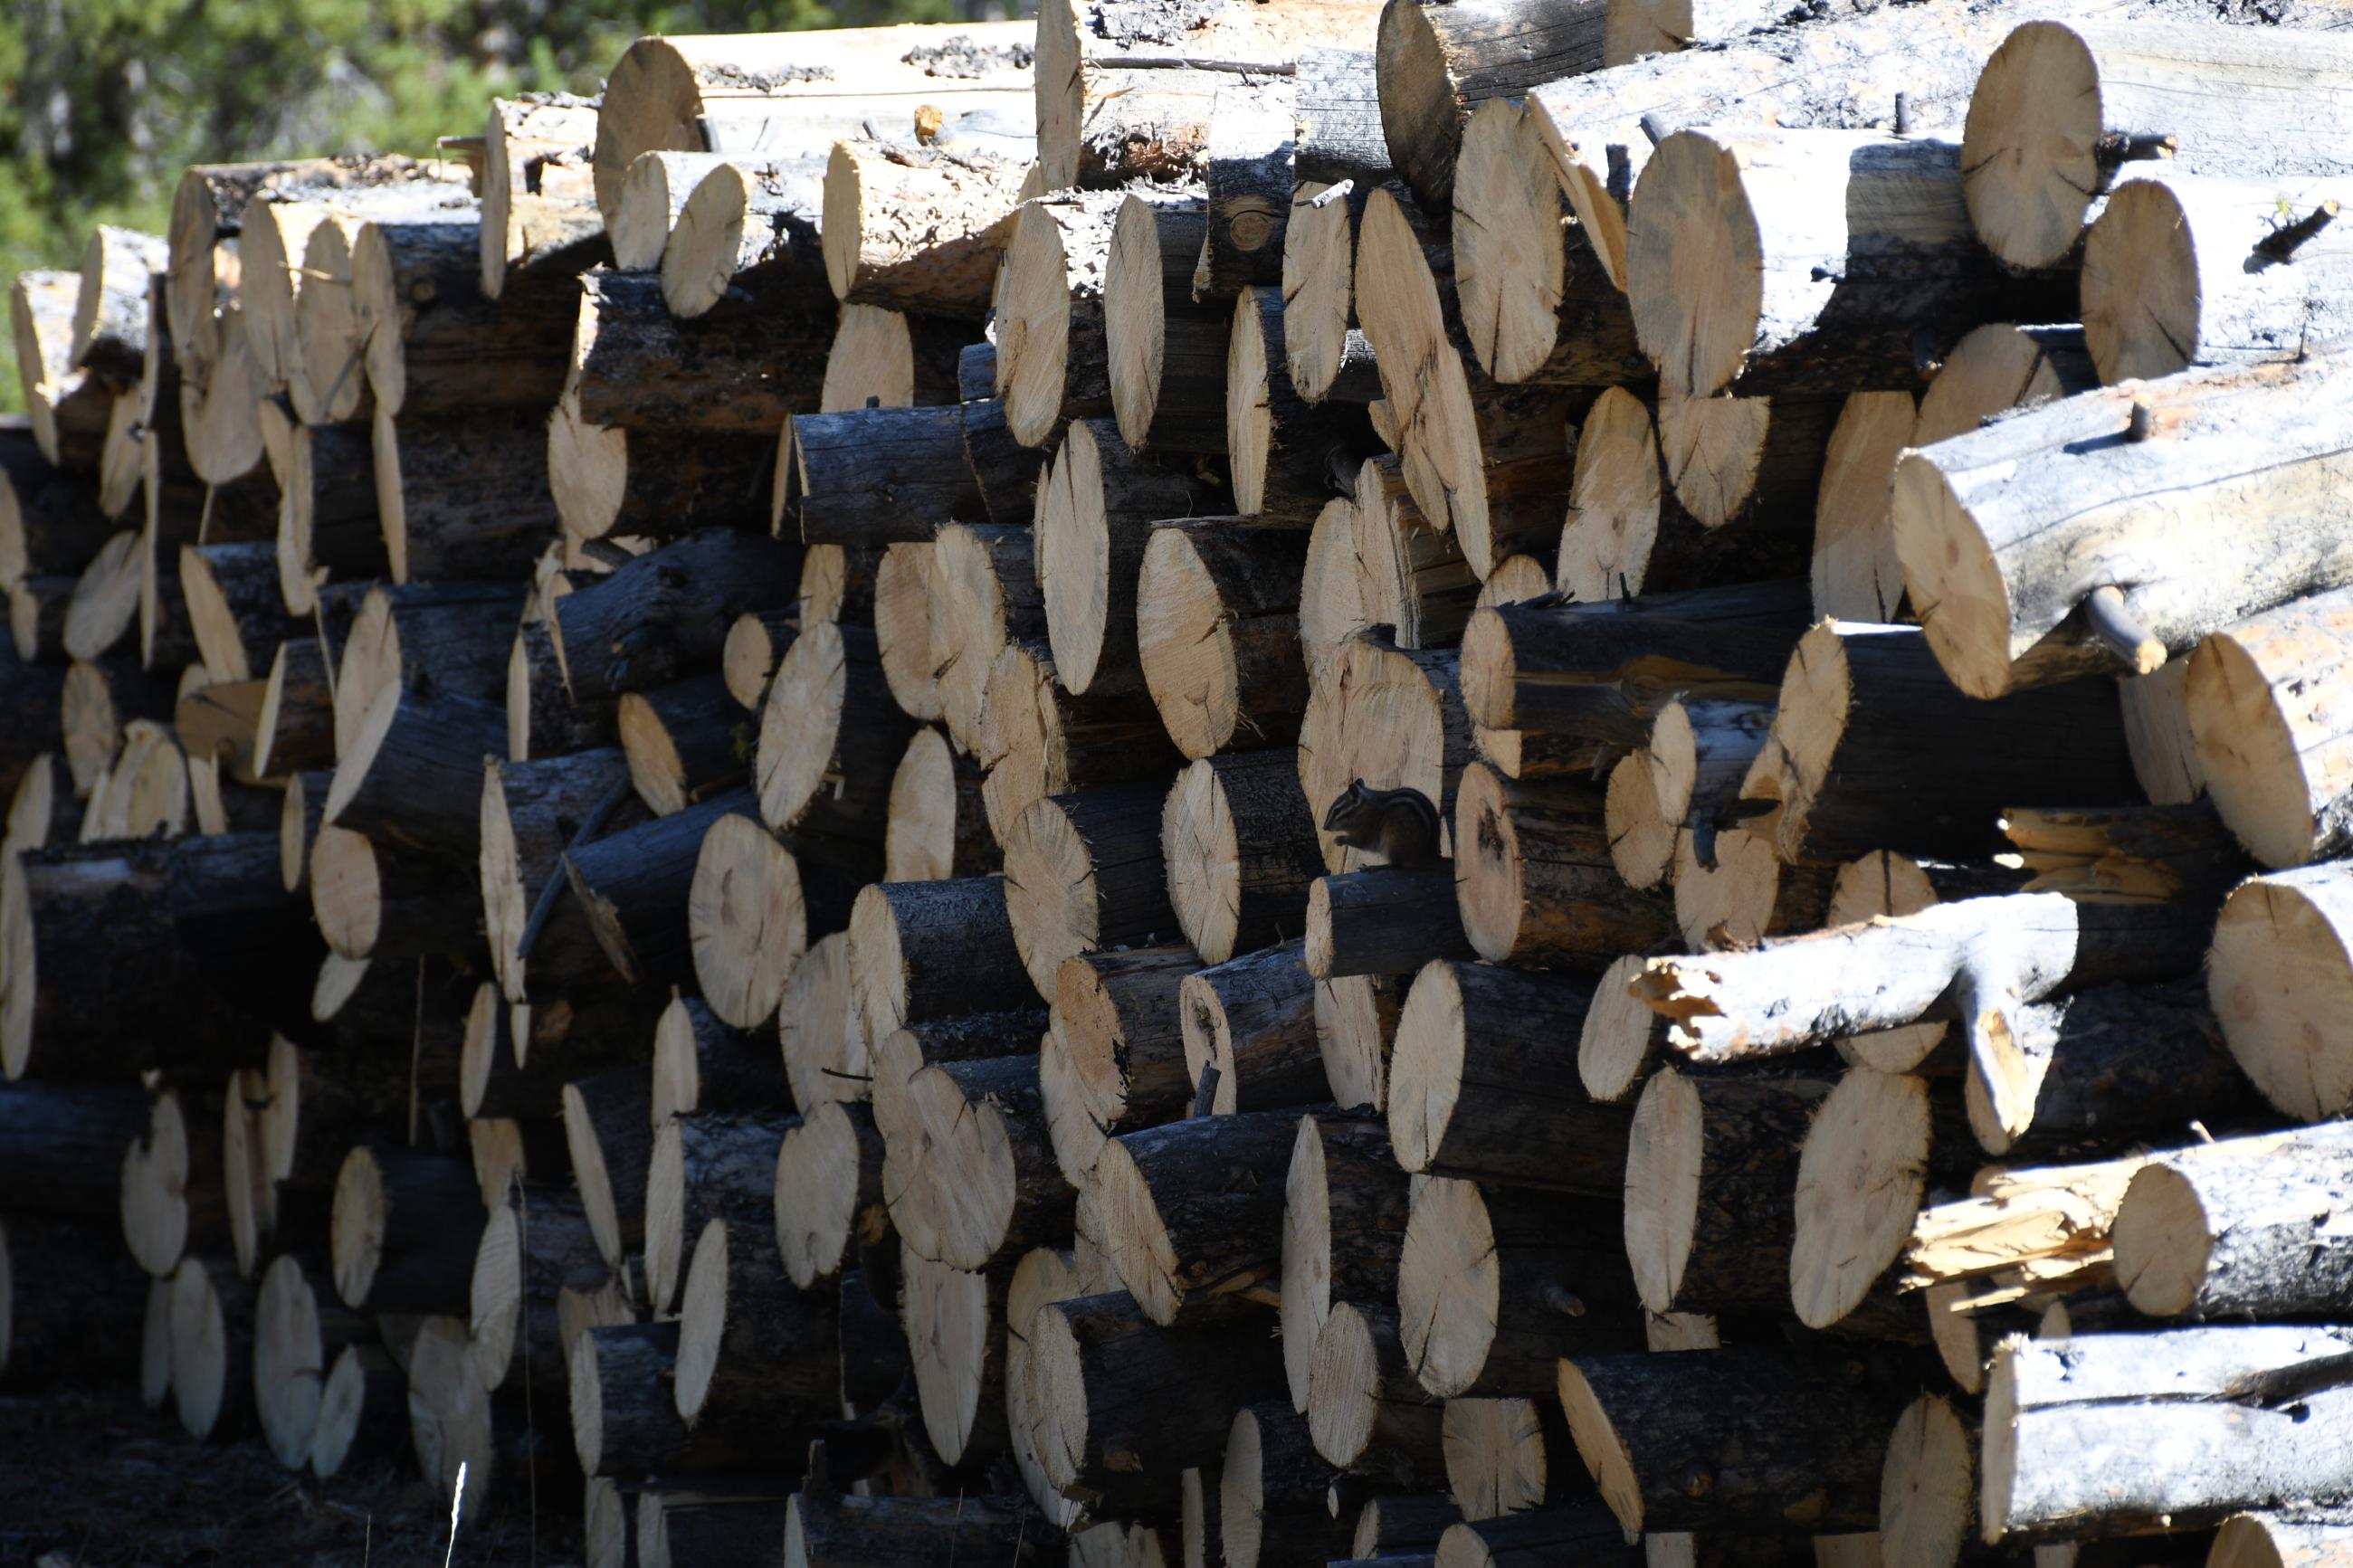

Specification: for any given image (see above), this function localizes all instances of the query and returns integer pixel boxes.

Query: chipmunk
[1322,780,1445,870]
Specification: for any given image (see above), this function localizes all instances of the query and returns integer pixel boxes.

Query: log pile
[12,3,2353,1565]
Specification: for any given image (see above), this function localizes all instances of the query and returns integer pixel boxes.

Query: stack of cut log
[13,2,2353,1565]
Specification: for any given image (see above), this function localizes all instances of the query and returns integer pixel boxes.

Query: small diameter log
[1622,1065,1837,1315]
[1027,1289,1286,1517]
[568,787,791,997]
[1791,1068,1966,1332]
[655,993,791,1125]
[309,822,476,961]
[1960,18,2353,273]
[2110,1120,2353,1320]
[757,622,919,840]
[564,1064,655,1268]
[1891,343,2353,700]
[1279,178,1379,409]
[873,543,942,723]
[1629,128,2068,398]
[659,156,826,319]
[1577,955,1675,1105]
[847,878,1033,1063]
[1450,99,1646,388]
[468,1185,600,1399]
[1177,937,1321,1116]
[2210,1514,2353,1568]
[71,223,167,380]
[177,541,288,685]
[274,416,386,615]
[1222,1401,1356,1568]
[1306,869,1473,980]
[567,271,827,433]
[982,641,1187,847]
[1229,284,1378,519]
[351,208,573,415]
[1092,1107,1303,1327]
[1162,748,1327,965]
[774,1100,886,1289]
[478,97,602,301]
[1281,1112,1411,1411]
[1004,784,1183,999]
[478,746,633,1003]
[1389,959,1622,1192]
[998,192,1126,447]
[780,404,981,546]
[888,1053,1072,1273]
[929,520,1044,749]
[1739,622,2139,865]
[646,1109,792,1316]
[785,1473,1043,1568]
[1043,945,1197,1188]
[672,1216,839,1434]
[900,1249,1015,1466]
[1398,1176,1642,1398]
[1453,763,1675,968]
[1437,1508,1641,1568]
[1137,518,1312,757]
[1036,416,1224,697]
[570,1321,763,1478]
[1195,81,1299,304]
[1557,1345,1919,1535]
[1376,0,1607,210]
[1308,1302,1445,1476]
[1442,1392,1580,1520]
[2206,863,2353,1122]
[823,139,1027,318]
[325,683,507,861]
[885,725,994,881]
[1982,1324,2353,1543]
[1811,390,1920,622]
[2185,583,2353,870]
[1354,185,1585,577]
[1912,322,2096,450]
[329,1145,485,1312]
[1558,388,1746,605]
[168,1252,256,1440]
[620,672,748,815]
[1102,185,1223,453]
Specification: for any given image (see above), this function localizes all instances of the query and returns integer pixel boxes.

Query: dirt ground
[0,1383,580,1568]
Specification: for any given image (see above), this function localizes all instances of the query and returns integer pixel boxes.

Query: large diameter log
[1306,869,1473,980]
[900,1247,1016,1466]
[1623,1066,1836,1316]
[1397,1176,1641,1398]
[1628,129,2066,400]
[2184,584,2353,870]
[1792,1067,1973,1332]
[1453,762,1675,968]
[1279,177,1379,409]
[780,404,981,546]
[1027,1289,1287,1517]
[1163,749,1327,965]
[1004,785,1182,1000]
[888,1053,1072,1273]
[1890,343,2353,700]
[1450,98,1645,388]
[1177,938,1321,1116]
[848,876,1033,1052]
[1982,1325,2353,1543]
[591,24,1036,216]
[1348,455,1471,659]
[1377,0,1607,211]
[2207,863,2353,1122]
[1960,18,2353,273]
[2084,172,2353,385]
[2110,1121,2353,1320]
[1388,959,1621,1191]
[1739,622,2139,865]
[822,139,1027,318]
[1102,185,1221,453]
[329,1145,484,1312]
[1091,1108,1302,1327]
[1316,971,1405,1118]
[1036,416,1224,697]
[1558,1345,1919,1534]
[1043,945,1197,1188]
[1137,518,1311,757]
[567,271,829,434]
[773,1099,885,1289]
[659,155,826,319]
[1281,1112,1411,1411]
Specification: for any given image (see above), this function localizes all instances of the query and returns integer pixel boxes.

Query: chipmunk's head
[1322,778,1374,832]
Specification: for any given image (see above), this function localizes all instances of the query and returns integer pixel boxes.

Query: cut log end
[1625,133,1765,400]
[1879,1392,1976,1568]
[1790,1069,1930,1330]
[1959,22,2107,271]
[2209,872,2353,1122]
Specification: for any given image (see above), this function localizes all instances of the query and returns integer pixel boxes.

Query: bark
[547,394,774,544]
[1377,0,1608,209]
[1163,748,1327,965]
[1306,1303,1444,1476]
[329,1145,485,1312]
[1228,285,1379,520]
[823,139,1029,319]
[756,622,919,840]
[2110,1120,2353,1320]
[1281,1112,1413,1412]
[1220,1401,1356,1568]
[564,787,764,992]
[568,270,830,433]
[1304,869,1473,979]
[554,529,800,706]
[846,876,1034,1050]
[1044,944,1197,1188]
[0,423,114,584]
[1178,938,1321,1115]
[1093,1108,1302,1327]
[1002,783,1184,997]
[783,404,980,546]
[1138,518,1312,757]
[351,209,573,414]
[1453,763,1676,969]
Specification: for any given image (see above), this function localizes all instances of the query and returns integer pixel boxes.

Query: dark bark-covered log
[565,787,768,994]
[1043,944,1196,1188]
[273,415,385,616]
[1092,1107,1305,1328]
[646,1109,794,1317]
[5,1218,149,1386]
[1281,1111,1411,1411]
[653,993,792,1124]
[1001,782,1183,1001]
[552,529,800,707]
[479,746,634,1003]
[1558,1345,1920,1534]
[308,822,481,961]
[329,1145,485,1312]
[1377,0,1606,210]
[1453,763,1674,969]
[1306,1301,1446,1480]
[325,683,507,862]
[1306,869,1473,980]
[616,671,747,817]
[71,224,167,381]
[562,1063,655,1269]
[507,621,614,762]
[567,269,830,433]
[548,394,774,546]
[958,343,1053,527]
[781,404,982,546]
[1441,1393,1582,1520]
[672,1216,839,1435]
[351,207,574,414]
[0,423,113,584]
[466,1184,601,1402]
[1388,959,1620,1191]
[847,875,1034,1056]
[1227,284,1379,520]
[1027,1289,1286,1517]
[326,576,527,763]
[1398,1177,1641,1398]
[883,723,994,881]
[659,155,827,319]
[1176,937,1319,1116]
[1622,1065,1838,1315]
[1163,748,1327,965]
